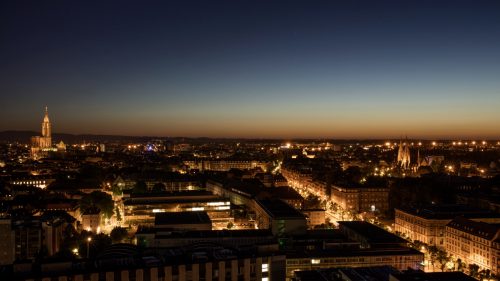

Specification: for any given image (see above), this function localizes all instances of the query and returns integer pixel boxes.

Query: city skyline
[1,1,500,139]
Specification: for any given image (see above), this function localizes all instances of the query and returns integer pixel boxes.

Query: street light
[87,237,92,258]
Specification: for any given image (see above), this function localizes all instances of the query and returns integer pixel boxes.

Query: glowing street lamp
[86,237,92,258]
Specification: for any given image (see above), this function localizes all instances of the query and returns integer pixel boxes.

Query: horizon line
[1,130,499,142]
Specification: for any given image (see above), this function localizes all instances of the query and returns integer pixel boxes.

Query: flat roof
[257,199,306,219]
[338,221,408,245]
[268,187,303,200]
[129,190,212,198]
[391,270,476,281]
[294,266,397,281]
[124,197,225,206]
[286,246,423,259]
[154,211,211,226]
[340,266,397,281]
[208,177,265,198]
[153,229,274,239]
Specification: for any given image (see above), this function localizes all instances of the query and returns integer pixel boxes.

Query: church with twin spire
[397,137,411,170]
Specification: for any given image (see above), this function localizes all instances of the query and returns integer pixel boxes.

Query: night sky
[1,1,500,139]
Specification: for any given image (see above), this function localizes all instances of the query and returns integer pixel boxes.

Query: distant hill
[0,130,159,144]
[0,131,38,143]
[1,130,438,144]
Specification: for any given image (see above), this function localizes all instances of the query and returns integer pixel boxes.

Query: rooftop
[256,199,306,219]
[124,191,222,205]
[338,221,408,246]
[446,216,500,240]
[294,266,397,281]
[154,211,211,226]
[286,246,422,259]
[391,270,476,281]
[152,229,275,239]
[397,204,500,220]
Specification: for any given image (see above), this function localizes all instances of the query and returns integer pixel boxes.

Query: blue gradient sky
[1,1,500,139]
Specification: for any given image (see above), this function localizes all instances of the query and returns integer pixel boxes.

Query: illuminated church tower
[40,106,52,147]
[397,138,411,169]
[31,107,53,159]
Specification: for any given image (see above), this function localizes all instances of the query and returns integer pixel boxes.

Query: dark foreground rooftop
[257,199,305,219]
[154,211,211,226]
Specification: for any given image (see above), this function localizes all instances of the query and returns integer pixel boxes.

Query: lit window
[311,259,320,264]
[262,263,268,272]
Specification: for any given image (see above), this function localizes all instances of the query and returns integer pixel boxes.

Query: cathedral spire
[43,106,50,122]
[42,106,51,138]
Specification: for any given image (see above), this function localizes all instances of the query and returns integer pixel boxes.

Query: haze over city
[1,1,500,139]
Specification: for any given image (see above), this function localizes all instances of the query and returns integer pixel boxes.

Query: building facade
[0,218,15,265]
[4,245,286,281]
[301,209,325,228]
[331,186,389,214]
[445,217,500,274]
[285,249,423,281]
[184,160,268,172]
[395,206,500,248]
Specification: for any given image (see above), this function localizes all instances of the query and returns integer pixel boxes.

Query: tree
[325,218,334,228]
[436,250,450,271]
[80,191,114,219]
[468,264,480,278]
[110,227,128,243]
[479,269,491,280]
[53,247,76,260]
[115,206,122,222]
[330,202,339,212]
[410,240,425,251]
[91,233,112,256]
[111,184,123,196]
[79,164,104,181]
[35,246,49,262]
[79,233,112,259]
[136,236,148,249]
[132,181,148,194]
[427,245,439,271]
[456,258,465,272]
[303,195,321,209]
[343,166,362,185]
